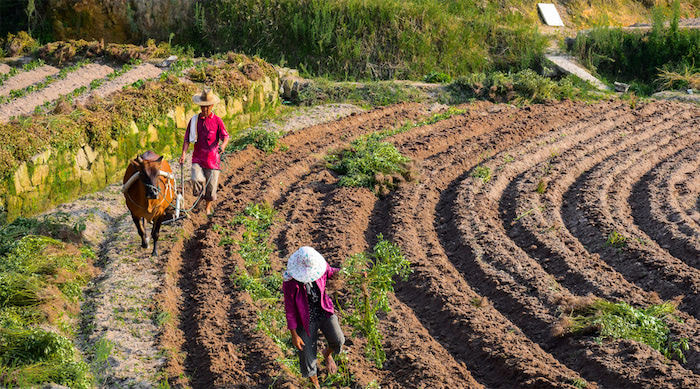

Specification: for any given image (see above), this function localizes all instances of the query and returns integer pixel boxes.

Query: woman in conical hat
[282,247,345,388]
[178,88,229,216]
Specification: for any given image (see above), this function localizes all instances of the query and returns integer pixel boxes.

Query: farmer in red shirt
[283,247,345,389]
[179,88,229,216]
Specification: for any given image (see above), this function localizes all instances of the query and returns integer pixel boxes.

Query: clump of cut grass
[227,128,285,154]
[557,298,689,363]
[656,64,700,91]
[606,230,627,249]
[327,135,415,195]
[471,165,492,183]
[342,235,412,368]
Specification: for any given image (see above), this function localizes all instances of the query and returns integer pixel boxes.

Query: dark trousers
[295,314,345,377]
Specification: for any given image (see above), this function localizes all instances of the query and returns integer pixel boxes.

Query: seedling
[605,230,627,249]
[471,165,491,183]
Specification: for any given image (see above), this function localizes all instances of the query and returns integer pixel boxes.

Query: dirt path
[0,64,10,75]
[0,63,113,122]
[0,64,59,96]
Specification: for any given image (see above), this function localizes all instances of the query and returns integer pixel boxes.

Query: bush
[195,0,547,80]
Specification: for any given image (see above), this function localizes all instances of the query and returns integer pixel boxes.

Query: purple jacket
[283,264,339,336]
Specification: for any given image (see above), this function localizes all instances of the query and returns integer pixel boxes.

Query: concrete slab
[545,54,609,91]
[538,3,564,27]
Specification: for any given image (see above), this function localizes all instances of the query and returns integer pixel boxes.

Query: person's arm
[179,122,192,164]
[218,117,230,152]
[283,281,304,350]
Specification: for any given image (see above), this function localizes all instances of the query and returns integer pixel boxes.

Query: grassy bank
[195,0,548,80]
[571,3,700,95]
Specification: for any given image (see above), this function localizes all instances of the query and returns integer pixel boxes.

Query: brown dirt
[0,63,113,122]
[0,64,11,75]
[160,100,700,388]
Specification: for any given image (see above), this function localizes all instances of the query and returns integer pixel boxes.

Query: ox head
[135,155,164,200]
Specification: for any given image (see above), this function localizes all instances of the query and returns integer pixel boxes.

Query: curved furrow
[631,143,700,267]
[446,102,700,387]
[496,103,700,374]
[384,103,605,388]
[175,104,430,386]
[561,112,700,318]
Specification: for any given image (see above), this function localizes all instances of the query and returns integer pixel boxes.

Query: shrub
[295,79,426,107]
[3,31,38,57]
[560,299,689,363]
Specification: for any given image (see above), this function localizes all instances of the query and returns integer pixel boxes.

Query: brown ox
[123,151,176,256]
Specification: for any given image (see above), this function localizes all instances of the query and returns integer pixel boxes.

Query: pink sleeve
[283,280,298,330]
[218,117,229,139]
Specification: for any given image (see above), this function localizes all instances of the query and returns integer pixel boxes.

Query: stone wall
[0,75,279,222]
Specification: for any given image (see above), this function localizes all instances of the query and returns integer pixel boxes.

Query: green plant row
[0,59,90,104]
[227,128,285,154]
[341,235,411,367]
[564,299,689,363]
[0,215,98,388]
[0,58,44,87]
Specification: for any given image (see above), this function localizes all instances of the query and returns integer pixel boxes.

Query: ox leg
[151,216,164,257]
[132,214,148,248]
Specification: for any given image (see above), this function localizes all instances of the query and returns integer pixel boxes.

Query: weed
[152,310,171,327]
[570,377,588,388]
[471,165,492,183]
[342,235,411,368]
[606,230,627,249]
[503,154,515,163]
[536,179,547,194]
[296,79,426,107]
[423,71,452,84]
[562,299,689,363]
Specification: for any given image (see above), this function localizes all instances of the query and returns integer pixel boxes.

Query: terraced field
[162,100,700,388]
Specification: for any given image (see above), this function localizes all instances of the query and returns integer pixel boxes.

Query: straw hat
[285,247,327,283]
[192,88,220,106]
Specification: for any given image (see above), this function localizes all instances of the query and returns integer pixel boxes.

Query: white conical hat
[286,247,327,283]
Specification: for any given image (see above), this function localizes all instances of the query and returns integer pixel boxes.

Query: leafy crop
[342,235,411,367]
[0,59,44,87]
[0,59,91,104]
[606,230,627,249]
[471,165,492,183]
[563,299,689,363]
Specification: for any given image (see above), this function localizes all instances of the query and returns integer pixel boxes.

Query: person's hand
[291,331,305,351]
[178,154,185,165]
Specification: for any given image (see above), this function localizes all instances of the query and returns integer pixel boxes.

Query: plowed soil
[163,100,700,388]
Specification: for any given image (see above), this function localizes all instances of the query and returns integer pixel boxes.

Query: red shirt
[185,113,229,170]
[283,264,339,336]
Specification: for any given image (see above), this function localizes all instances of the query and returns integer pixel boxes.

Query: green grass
[0,216,96,388]
[194,0,547,80]
[341,235,412,368]
[570,2,700,95]
[295,79,427,107]
[606,230,627,249]
[564,299,689,363]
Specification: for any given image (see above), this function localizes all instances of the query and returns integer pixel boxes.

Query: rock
[13,162,31,194]
[84,145,97,163]
[31,164,49,186]
[76,148,90,170]
[158,55,178,68]
[614,82,630,93]
[30,149,51,165]
[147,124,158,143]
